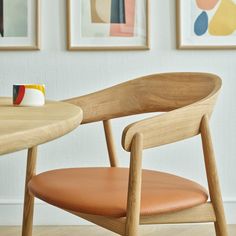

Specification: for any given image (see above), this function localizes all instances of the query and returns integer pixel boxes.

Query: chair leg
[215,221,228,236]
[125,133,143,236]
[213,194,228,236]
[22,147,37,236]
[103,120,119,167]
[201,116,228,236]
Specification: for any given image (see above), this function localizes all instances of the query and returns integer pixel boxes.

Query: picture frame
[0,0,40,51]
[176,0,236,49]
[67,0,150,51]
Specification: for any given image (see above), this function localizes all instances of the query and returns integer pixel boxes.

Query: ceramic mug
[13,84,45,106]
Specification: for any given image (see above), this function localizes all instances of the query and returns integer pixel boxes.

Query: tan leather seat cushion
[28,168,208,217]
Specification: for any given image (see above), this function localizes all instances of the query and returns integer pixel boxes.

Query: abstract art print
[0,0,40,50]
[177,0,236,49]
[67,0,150,50]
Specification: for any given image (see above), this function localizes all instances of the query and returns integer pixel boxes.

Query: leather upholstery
[28,168,208,218]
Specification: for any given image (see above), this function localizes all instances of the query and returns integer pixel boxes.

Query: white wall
[0,0,235,225]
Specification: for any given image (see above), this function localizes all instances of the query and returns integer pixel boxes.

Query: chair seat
[28,168,208,218]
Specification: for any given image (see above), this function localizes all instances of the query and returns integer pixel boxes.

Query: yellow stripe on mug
[13,84,45,106]
[25,84,46,95]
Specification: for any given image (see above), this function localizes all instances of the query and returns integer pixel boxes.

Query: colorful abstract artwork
[177,0,236,48]
[67,0,149,50]
[0,0,40,50]
[81,0,135,38]
[90,0,126,24]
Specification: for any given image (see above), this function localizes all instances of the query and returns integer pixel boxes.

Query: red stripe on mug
[14,86,25,105]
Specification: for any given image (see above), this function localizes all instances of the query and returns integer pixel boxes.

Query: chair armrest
[122,102,214,151]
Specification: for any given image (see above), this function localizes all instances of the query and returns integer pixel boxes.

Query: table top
[0,97,83,155]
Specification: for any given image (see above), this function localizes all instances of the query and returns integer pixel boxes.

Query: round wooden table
[0,97,83,236]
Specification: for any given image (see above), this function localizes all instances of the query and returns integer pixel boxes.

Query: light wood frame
[176,0,236,50]
[66,0,150,51]
[0,0,41,51]
[25,73,228,236]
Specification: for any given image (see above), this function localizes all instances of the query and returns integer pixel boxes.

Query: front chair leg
[201,116,228,236]
[22,147,37,236]
[125,133,143,236]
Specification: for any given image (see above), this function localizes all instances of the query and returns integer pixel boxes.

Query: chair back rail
[64,72,220,124]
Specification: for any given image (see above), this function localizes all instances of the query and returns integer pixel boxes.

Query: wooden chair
[28,73,227,236]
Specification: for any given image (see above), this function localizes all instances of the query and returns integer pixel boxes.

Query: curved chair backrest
[65,72,221,151]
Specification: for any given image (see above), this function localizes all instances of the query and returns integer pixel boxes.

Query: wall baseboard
[0,199,235,225]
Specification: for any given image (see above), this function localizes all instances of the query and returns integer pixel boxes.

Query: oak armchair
[28,73,227,236]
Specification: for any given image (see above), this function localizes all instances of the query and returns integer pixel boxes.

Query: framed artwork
[67,0,150,50]
[176,0,236,49]
[0,0,40,50]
